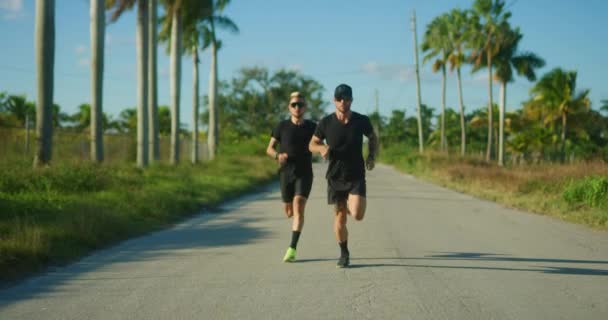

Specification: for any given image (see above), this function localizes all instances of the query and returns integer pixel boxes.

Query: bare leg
[284,202,293,218]
[334,200,349,242]
[347,194,366,221]
[292,195,306,232]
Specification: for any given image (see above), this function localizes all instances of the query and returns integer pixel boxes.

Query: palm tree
[160,0,213,164]
[34,0,55,167]
[446,9,470,157]
[421,14,451,152]
[530,68,591,162]
[71,103,92,130]
[181,3,212,164]
[90,0,105,162]
[148,0,160,162]
[4,95,35,126]
[493,26,545,166]
[189,42,200,163]
[469,0,511,162]
[163,0,183,165]
[601,99,608,115]
[205,0,239,160]
[107,0,149,167]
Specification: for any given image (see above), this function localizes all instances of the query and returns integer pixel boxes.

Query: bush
[0,162,114,194]
[563,176,608,208]
[379,143,423,172]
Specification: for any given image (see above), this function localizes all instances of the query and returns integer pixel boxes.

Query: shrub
[563,176,608,208]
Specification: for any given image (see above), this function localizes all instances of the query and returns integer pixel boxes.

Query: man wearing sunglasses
[309,84,378,268]
[266,91,317,263]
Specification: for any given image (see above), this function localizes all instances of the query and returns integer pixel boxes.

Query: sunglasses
[290,102,306,108]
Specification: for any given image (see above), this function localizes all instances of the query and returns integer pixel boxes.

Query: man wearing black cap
[267,91,317,263]
[309,84,379,268]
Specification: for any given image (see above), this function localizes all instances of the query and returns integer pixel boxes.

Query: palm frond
[511,52,545,81]
[212,15,239,34]
[106,0,136,22]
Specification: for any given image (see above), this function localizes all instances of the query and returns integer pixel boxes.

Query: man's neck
[291,116,304,125]
[335,110,352,123]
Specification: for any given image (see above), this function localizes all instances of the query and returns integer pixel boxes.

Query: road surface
[1,163,607,319]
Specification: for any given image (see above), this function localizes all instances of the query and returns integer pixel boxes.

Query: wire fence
[0,127,208,164]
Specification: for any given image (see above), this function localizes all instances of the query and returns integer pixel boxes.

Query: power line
[0,64,131,81]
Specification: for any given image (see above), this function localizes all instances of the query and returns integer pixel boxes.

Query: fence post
[25,113,30,154]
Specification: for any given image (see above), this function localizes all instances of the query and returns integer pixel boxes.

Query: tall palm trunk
[456,67,466,157]
[440,65,446,152]
[136,0,148,167]
[486,52,493,162]
[498,81,506,166]
[169,8,182,165]
[191,46,199,164]
[207,39,218,160]
[148,0,159,161]
[34,0,55,167]
[90,0,104,162]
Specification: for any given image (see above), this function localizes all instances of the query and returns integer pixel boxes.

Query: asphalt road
[1,163,607,319]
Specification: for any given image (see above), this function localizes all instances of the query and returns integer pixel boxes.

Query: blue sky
[1,0,607,128]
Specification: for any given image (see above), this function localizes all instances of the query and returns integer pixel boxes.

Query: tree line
[9,0,608,167]
[26,0,237,168]
[416,0,607,164]
[0,93,182,135]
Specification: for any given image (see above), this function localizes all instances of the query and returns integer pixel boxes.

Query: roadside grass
[0,138,276,283]
[380,143,608,230]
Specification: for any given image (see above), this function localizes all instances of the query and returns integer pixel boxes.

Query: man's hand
[365,157,375,171]
[320,146,330,160]
[278,153,289,165]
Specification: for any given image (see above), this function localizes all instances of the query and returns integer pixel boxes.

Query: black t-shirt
[271,119,317,177]
[314,112,374,181]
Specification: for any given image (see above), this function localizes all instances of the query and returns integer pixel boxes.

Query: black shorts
[280,174,313,203]
[327,179,366,204]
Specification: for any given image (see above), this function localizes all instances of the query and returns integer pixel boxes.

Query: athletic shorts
[280,173,313,203]
[327,179,366,204]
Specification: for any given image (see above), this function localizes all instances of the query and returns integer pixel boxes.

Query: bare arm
[266,137,288,164]
[309,135,330,160]
[266,137,279,159]
[366,132,379,170]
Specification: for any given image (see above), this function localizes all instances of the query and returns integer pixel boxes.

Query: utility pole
[374,89,381,147]
[25,113,30,153]
[411,10,424,154]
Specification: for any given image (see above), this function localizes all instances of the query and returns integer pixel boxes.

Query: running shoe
[336,254,350,268]
[283,247,296,262]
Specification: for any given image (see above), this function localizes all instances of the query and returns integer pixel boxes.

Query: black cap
[334,84,353,100]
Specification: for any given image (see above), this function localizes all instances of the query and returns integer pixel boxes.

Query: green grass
[0,138,277,283]
[380,143,608,230]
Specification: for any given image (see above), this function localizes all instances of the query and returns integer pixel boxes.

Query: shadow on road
[0,191,275,308]
[297,252,608,276]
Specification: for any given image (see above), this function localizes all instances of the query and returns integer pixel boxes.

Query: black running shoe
[336,254,350,268]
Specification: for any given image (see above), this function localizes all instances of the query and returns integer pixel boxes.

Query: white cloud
[473,72,489,82]
[461,72,491,86]
[0,0,24,20]
[287,64,302,72]
[0,0,22,11]
[78,58,89,67]
[362,61,416,82]
[75,45,87,55]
